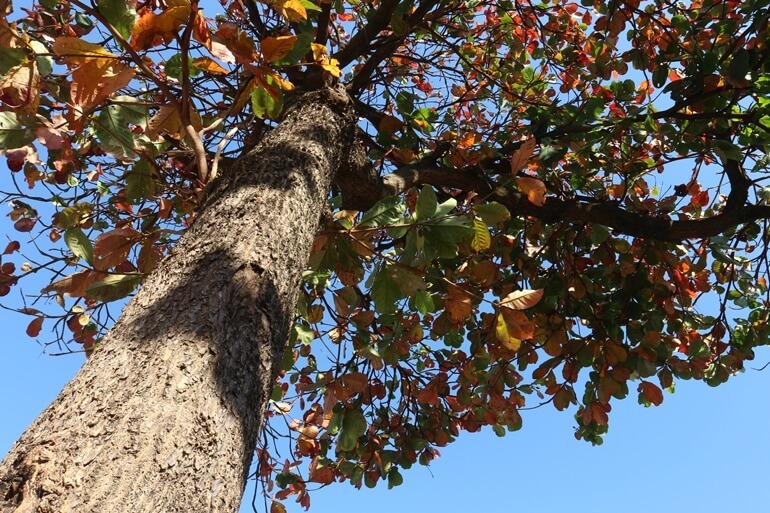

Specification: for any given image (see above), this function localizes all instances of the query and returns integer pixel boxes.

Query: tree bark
[0,87,357,513]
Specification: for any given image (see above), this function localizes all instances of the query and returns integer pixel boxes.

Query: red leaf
[639,381,664,406]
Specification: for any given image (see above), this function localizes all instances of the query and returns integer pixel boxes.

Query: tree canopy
[2,0,770,509]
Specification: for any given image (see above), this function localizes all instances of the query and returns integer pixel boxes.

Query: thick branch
[340,164,770,242]
[333,0,402,67]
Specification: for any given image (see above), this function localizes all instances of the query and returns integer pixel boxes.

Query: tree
[1,0,770,510]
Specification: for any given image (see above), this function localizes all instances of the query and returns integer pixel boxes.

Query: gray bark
[0,87,357,512]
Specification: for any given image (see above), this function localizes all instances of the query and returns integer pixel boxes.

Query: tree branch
[339,163,769,242]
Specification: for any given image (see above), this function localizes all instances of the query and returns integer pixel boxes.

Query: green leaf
[433,198,457,218]
[96,101,149,159]
[126,160,156,204]
[412,289,435,315]
[358,196,405,227]
[473,202,510,227]
[338,407,367,452]
[85,273,143,302]
[28,41,52,77]
[251,83,284,120]
[415,185,437,221]
[64,227,93,265]
[0,112,34,150]
[97,0,137,39]
[387,469,404,489]
[164,53,200,81]
[421,216,474,259]
[0,48,26,76]
[371,263,402,313]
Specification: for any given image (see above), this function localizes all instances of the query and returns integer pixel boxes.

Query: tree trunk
[0,87,356,513]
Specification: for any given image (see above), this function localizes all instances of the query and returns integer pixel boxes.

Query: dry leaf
[509,136,536,174]
[516,176,546,206]
[261,35,296,63]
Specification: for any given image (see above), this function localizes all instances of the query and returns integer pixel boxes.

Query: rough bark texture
[0,87,356,513]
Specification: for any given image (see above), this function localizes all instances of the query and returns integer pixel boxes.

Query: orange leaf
[72,60,135,108]
[26,317,44,337]
[509,136,536,174]
[130,1,192,51]
[261,35,296,63]
[445,285,473,325]
[270,500,287,513]
[499,288,543,310]
[378,115,403,135]
[516,176,546,206]
[93,228,142,271]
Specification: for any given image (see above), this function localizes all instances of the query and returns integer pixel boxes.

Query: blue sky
[2,301,769,513]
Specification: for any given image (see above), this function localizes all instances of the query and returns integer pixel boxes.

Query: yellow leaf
[471,217,490,252]
[130,2,192,51]
[496,308,535,349]
[310,42,328,61]
[320,57,342,77]
[271,0,307,22]
[191,57,228,74]
[53,37,113,62]
[495,312,521,352]
[516,176,546,206]
[499,288,544,310]
[261,35,296,62]
[510,136,536,174]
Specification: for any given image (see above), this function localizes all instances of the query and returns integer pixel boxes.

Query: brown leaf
[214,23,258,64]
[25,316,44,337]
[445,285,473,325]
[41,269,106,298]
[146,104,203,141]
[509,136,536,174]
[261,35,296,63]
[93,228,142,271]
[3,241,20,255]
[516,177,546,206]
[0,60,40,114]
[499,288,544,310]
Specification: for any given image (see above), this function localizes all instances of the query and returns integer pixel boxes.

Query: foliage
[3,0,770,508]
